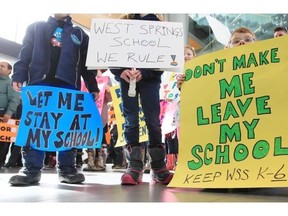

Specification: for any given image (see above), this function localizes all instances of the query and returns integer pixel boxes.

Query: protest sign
[81,76,110,114]
[0,117,19,142]
[15,86,103,151]
[169,36,288,188]
[86,18,184,72]
[160,71,180,101]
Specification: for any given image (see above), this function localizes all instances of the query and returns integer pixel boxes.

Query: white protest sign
[86,18,184,72]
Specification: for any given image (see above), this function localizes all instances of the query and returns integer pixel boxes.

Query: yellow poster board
[110,85,148,147]
[169,36,288,188]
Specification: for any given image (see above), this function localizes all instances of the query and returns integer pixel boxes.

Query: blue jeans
[21,146,78,174]
[119,79,162,147]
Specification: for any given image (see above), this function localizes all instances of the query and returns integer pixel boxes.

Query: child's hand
[176,74,186,89]
[120,69,134,83]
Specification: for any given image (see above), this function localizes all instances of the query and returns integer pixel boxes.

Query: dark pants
[108,125,124,166]
[6,143,22,166]
[0,111,10,166]
[119,79,162,147]
[165,130,179,154]
[21,146,78,174]
[0,142,10,166]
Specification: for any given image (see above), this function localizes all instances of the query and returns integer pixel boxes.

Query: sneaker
[151,168,174,185]
[95,164,106,171]
[58,172,85,184]
[121,169,143,185]
[9,172,41,186]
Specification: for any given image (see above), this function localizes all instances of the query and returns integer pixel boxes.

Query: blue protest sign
[15,86,103,151]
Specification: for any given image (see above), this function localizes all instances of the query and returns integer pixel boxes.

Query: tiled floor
[1,164,288,203]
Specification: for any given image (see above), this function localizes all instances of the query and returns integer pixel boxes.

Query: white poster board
[86,18,184,72]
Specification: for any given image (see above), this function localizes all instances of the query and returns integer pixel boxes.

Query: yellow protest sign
[110,85,148,147]
[0,117,20,142]
[169,36,288,188]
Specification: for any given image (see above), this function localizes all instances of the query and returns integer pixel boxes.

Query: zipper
[74,46,81,88]
[74,29,83,88]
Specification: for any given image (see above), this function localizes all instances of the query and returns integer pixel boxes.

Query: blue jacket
[12,16,99,93]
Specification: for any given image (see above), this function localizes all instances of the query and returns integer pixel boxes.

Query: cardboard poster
[86,18,184,72]
[15,86,103,151]
[169,36,288,188]
[81,76,110,114]
[0,117,19,142]
[160,71,181,101]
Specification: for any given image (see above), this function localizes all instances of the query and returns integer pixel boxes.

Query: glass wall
[1,13,287,59]
[188,13,288,55]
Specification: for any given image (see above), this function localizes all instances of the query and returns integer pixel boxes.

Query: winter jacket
[12,16,99,93]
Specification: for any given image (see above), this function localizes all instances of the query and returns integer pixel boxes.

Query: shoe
[83,165,105,172]
[112,164,127,170]
[121,169,143,185]
[9,172,41,186]
[58,172,85,184]
[94,165,106,171]
[151,168,174,185]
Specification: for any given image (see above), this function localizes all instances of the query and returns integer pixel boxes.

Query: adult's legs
[5,143,22,167]
[0,141,10,166]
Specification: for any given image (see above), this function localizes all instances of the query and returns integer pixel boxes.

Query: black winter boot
[9,146,44,186]
[9,171,41,186]
[121,145,143,185]
[58,149,85,184]
[149,145,174,185]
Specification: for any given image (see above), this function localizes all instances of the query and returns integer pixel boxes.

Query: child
[176,27,256,89]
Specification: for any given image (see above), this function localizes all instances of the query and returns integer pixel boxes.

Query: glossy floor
[1,164,288,203]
